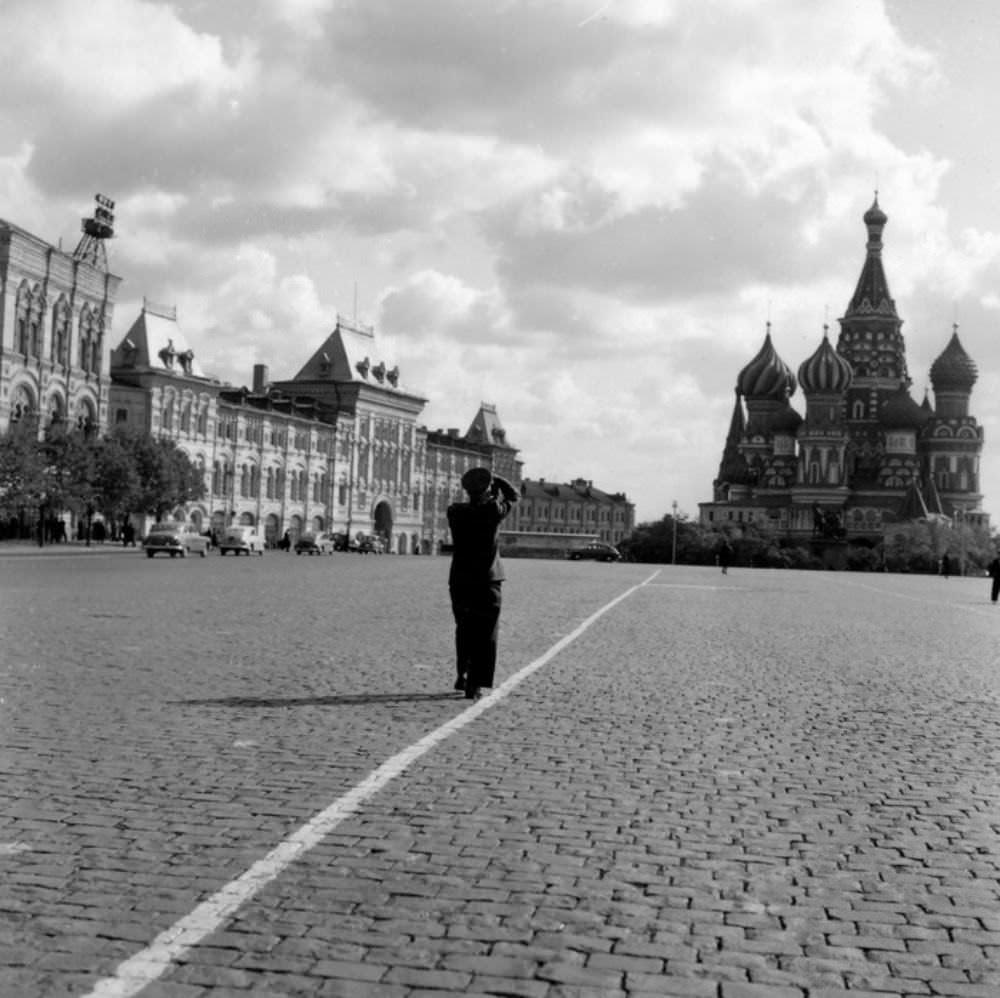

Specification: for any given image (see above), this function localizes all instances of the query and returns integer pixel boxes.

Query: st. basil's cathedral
[699,197,989,543]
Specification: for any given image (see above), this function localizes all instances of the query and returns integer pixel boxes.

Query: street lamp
[955,505,966,577]
[671,500,678,565]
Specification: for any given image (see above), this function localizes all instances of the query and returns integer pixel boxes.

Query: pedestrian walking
[989,553,1000,603]
[718,537,733,574]
[447,467,519,700]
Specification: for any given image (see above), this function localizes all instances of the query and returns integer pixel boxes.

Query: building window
[115,408,128,424]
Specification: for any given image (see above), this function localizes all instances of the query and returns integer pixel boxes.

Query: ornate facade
[699,198,988,541]
[109,302,521,552]
[0,219,121,436]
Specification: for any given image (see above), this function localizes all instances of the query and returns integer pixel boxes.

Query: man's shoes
[465,686,481,700]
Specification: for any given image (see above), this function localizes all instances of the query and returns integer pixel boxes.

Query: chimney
[252,364,269,392]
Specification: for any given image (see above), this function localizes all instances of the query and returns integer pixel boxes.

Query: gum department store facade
[0,209,634,552]
[699,197,990,543]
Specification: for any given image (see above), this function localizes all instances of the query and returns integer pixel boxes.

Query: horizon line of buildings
[0,206,635,552]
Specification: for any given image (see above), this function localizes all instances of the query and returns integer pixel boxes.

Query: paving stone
[4,559,1000,998]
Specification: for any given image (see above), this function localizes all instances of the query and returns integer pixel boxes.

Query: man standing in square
[447,467,519,699]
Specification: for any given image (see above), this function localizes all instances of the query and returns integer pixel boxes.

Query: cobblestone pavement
[1,552,999,997]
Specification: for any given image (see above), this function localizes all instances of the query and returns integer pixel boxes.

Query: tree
[621,513,717,564]
[91,436,140,523]
[111,428,206,520]
[0,420,45,512]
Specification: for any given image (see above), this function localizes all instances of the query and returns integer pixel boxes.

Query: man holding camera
[447,467,519,699]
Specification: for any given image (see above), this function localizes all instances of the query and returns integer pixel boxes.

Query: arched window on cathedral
[851,399,865,420]
[212,462,221,495]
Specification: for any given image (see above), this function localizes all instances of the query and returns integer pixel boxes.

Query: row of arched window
[15,282,104,375]
[209,463,330,502]
[161,396,210,436]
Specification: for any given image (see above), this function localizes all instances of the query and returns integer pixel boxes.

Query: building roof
[464,402,513,448]
[293,316,407,390]
[520,477,630,505]
[110,302,207,379]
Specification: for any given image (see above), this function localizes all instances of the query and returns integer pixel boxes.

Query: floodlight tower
[72,193,115,270]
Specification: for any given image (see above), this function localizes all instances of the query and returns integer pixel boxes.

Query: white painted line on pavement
[81,568,661,998]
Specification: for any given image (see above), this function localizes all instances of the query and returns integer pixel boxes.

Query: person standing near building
[989,552,1000,603]
[447,467,519,700]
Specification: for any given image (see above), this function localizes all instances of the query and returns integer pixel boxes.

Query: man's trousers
[449,581,503,690]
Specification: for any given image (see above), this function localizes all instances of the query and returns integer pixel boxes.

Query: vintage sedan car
[294,532,335,555]
[354,534,385,554]
[568,541,621,563]
[143,522,209,558]
[218,526,265,556]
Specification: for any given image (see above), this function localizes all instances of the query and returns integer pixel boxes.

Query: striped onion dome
[736,328,797,400]
[929,327,978,393]
[798,330,853,395]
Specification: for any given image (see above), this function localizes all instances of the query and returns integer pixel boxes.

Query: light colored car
[294,532,335,555]
[143,522,209,559]
[219,526,265,556]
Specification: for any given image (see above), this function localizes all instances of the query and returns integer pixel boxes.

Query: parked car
[331,532,350,551]
[143,522,210,559]
[218,526,265,556]
[295,532,335,555]
[355,534,384,554]
[568,541,621,563]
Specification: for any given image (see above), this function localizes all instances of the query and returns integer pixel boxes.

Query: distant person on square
[447,467,519,700]
[989,552,1000,603]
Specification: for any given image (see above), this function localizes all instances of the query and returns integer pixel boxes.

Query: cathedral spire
[836,195,908,387]
[844,193,896,320]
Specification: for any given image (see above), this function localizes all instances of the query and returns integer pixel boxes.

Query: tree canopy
[0,425,205,528]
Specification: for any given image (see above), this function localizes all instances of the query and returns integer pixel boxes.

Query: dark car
[568,541,621,563]
[294,532,335,555]
[355,534,384,554]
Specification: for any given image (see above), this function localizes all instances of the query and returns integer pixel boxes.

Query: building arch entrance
[373,500,393,549]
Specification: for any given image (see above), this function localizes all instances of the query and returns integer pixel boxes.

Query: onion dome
[770,402,803,434]
[880,385,931,429]
[798,328,853,395]
[863,194,887,228]
[930,327,978,393]
[737,326,797,400]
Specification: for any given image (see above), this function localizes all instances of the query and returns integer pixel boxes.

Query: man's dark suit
[447,477,518,697]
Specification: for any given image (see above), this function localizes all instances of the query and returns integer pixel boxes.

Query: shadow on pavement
[172,691,462,708]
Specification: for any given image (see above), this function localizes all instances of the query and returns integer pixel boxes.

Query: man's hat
[461,467,492,494]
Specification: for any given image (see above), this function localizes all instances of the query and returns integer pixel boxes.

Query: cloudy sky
[4,0,1000,523]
